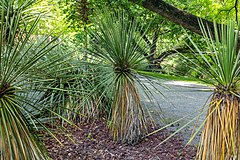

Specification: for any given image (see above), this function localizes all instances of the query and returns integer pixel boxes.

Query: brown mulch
[44,119,196,160]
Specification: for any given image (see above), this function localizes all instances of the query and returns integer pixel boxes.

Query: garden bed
[44,120,196,160]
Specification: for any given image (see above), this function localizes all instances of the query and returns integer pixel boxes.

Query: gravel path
[140,78,213,145]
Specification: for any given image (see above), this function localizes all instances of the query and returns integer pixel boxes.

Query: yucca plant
[39,55,109,122]
[186,20,240,159]
[0,1,72,159]
[35,45,81,121]
[76,67,112,121]
[87,10,152,144]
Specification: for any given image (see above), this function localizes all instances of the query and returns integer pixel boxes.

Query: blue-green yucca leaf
[185,20,240,90]
[30,44,98,122]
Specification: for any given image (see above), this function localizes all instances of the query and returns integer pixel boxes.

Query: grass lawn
[138,70,206,84]
[138,71,204,83]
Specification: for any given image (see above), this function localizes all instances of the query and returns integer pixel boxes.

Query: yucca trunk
[110,78,147,144]
[197,92,240,159]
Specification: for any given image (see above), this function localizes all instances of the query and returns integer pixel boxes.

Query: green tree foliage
[165,0,239,21]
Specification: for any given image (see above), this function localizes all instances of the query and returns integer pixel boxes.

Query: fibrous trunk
[197,93,240,159]
[110,79,147,145]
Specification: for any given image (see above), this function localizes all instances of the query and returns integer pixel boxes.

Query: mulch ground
[44,119,196,160]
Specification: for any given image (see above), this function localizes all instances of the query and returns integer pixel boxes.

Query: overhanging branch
[129,0,215,35]
[129,0,240,49]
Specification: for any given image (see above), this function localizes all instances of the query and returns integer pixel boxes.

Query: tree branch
[129,0,215,35]
[155,47,189,64]
[129,0,240,50]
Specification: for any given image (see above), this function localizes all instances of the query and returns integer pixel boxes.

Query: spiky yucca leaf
[186,20,240,159]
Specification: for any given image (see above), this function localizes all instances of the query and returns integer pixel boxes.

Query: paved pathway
[140,78,213,145]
